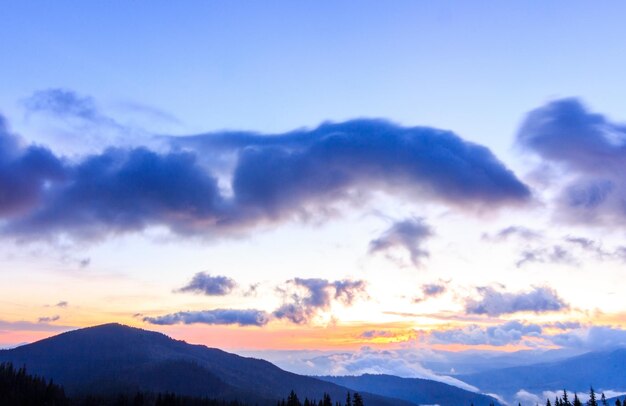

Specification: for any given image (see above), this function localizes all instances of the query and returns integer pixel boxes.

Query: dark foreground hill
[458,347,626,399]
[0,324,411,406]
[319,374,499,406]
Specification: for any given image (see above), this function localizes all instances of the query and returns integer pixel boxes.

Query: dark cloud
[517,98,626,226]
[429,321,543,346]
[37,315,60,323]
[143,309,269,327]
[368,217,433,267]
[55,301,68,308]
[465,286,568,316]
[177,272,237,296]
[0,114,529,241]
[0,117,65,217]
[273,278,366,324]
[5,147,224,239]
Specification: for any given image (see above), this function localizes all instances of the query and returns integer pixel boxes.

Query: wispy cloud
[368,217,433,267]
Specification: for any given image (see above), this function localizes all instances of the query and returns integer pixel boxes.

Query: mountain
[0,323,412,405]
[320,374,500,406]
[458,347,626,400]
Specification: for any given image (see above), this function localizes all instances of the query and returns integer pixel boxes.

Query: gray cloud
[482,226,543,242]
[465,286,568,316]
[0,112,529,242]
[177,272,237,296]
[359,330,394,339]
[515,245,577,268]
[273,278,367,324]
[369,217,433,267]
[429,321,543,346]
[517,98,626,226]
[37,315,60,323]
[55,301,68,308]
[413,282,447,303]
[143,309,269,327]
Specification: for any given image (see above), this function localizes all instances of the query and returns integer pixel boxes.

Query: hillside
[458,347,626,399]
[320,374,500,406]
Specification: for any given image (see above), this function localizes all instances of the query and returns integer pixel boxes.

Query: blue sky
[2,2,626,402]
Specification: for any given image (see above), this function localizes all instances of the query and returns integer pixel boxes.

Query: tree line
[276,390,364,406]
[543,388,625,406]
[0,362,366,406]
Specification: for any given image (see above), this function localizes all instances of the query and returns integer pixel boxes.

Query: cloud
[143,309,269,327]
[413,282,447,303]
[55,301,68,308]
[429,321,543,346]
[465,286,568,316]
[550,326,626,351]
[482,226,543,242]
[517,98,626,226]
[177,272,237,296]
[515,245,578,268]
[359,330,394,339]
[0,117,65,217]
[5,146,225,239]
[273,278,367,324]
[24,89,105,123]
[37,315,60,323]
[368,217,433,267]
[0,114,529,242]
[0,319,70,332]
[302,347,479,392]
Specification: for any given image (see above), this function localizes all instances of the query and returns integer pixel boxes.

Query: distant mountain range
[0,323,499,406]
[458,347,626,400]
[320,374,498,406]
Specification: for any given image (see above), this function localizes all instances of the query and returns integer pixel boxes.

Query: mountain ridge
[0,323,484,406]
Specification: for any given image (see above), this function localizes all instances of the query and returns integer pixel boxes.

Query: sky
[2,0,626,393]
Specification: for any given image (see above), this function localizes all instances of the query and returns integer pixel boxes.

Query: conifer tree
[346,392,351,406]
[563,390,571,406]
[574,393,582,406]
[601,393,607,406]
[353,392,363,406]
[547,399,552,406]
[615,399,622,406]
[588,387,598,406]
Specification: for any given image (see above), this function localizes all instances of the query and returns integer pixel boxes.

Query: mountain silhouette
[0,324,414,405]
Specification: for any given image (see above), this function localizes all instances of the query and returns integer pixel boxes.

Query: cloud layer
[0,113,529,241]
